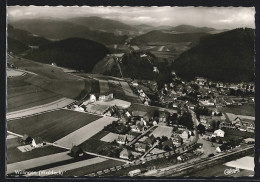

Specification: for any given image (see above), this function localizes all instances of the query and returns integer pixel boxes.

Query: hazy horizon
[7,6,255,30]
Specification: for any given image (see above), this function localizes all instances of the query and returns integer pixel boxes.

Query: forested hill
[173,28,255,83]
[25,38,109,72]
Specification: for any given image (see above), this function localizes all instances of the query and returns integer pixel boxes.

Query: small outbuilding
[214,129,225,138]
[21,134,33,144]
[70,146,84,158]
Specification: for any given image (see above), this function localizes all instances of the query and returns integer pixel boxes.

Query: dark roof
[135,143,147,149]
[71,146,83,153]
[22,134,30,140]
[33,137,43,144]
[162,139,173,146]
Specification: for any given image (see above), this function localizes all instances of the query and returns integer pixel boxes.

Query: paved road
[127,126,156,146]
[140,141,159,159]
[158,46,165,52]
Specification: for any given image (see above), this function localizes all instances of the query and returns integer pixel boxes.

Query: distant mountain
[25,38,109,72]
[7,25,51,47]
[173,28,255,82]
[171,25,216,33]
[131,30,208,45]
[9,18,127,45]
[7,37,29,54]
[68,16,136,32]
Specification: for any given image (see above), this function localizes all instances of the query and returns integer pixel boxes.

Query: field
[149,126,173,138]
[63,159,124,177]
[8,56,98,102]
[217,104,255,117]
[100,132,119,142]
[7,74,65,113]
[99,79,110,94]
[7,56,79,80]
[6,138,67,164]
[79,130,111,153]
[7,109,101,142]
[54,116,115,148]
[119,81,138,98]
[7,98,76,120]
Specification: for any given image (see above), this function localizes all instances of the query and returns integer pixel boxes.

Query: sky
[7,6,255,29]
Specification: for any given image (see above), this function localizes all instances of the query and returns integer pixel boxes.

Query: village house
[21,134,33,144]
[180,129,190,140]
[195,77,207,86]
[120,148,132,160]
[135,143,147,152]
[99,93,114,101]
[89,94,96,102]
[172,135,183,147]
[116,135,128,145]
[158,111,170,124]
[162,138,174,150]
[31,137,44,148]
[131,121,146,133]
[214,129,225,137]
[70,146,84,158]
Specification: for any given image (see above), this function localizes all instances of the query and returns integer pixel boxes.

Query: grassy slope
[7,110,101,142]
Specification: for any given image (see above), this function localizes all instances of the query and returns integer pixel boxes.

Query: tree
[177,112,194,130]
[211,137,216,143]
[170,113,178,125]
[197,124,206,135]
[212,120,216,131]
[217,120,221,129]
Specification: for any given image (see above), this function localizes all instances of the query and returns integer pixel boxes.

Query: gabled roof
[117,135,127,142]
[120,148,131,156]
[135,143,147,149]
[33,137,43,144]
[225,113,238,122]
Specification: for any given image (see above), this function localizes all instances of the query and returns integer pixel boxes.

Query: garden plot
[55,116,116,148]
[149,126,173,138]
[100,133,119,142]
[99,79,110,94]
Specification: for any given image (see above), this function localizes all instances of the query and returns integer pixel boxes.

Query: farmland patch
[100,132,119,142]
[7,109,101,142]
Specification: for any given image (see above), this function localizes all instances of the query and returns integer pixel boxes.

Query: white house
[31,137,44,148]
[90,94,96,102]
[214,129,225,137]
